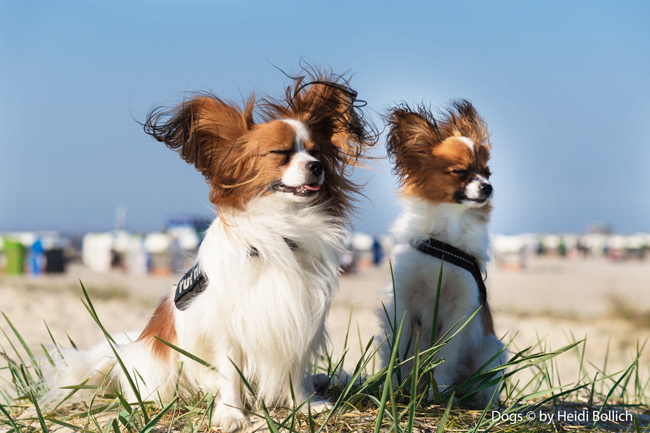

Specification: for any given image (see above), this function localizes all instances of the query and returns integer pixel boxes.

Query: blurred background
[1,0,649,386]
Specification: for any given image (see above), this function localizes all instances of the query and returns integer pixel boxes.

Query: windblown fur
[379,100,505,405]
[43,66,376,432]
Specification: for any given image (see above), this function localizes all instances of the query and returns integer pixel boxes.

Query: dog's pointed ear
[386,104,442,180]
[144,94,258,209]
[441,100,491,149]
[144,94,255,178]
[277,69,377,165]
[303,80,374,164]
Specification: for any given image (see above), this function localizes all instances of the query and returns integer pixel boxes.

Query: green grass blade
[533,382,593,408]
[307,398,315,433]
[228,356,256,398]
[435,391,454,433]
[102,340,148,422]
[53,378,94,410]
[387,368,401,433]
[288,373,297,432]
[342,304,353,357]
[45,417,96,432]
[102,418,113,433]
[633,414,641,433]
[468,380,502,433]
[374,314,405,433]
[78,280,116,345]
[0,401,22,433]
[0,327,28,375]
[153,337,217,372]
[357,322,366,376]
[1,341,30,395]
[319,337,383,424]
[39,342,55,367]
[390,260,397,335]
[29,389,49,433]
[407,335,420,432]
[261,400,282,433]
[66,332,78,349]
[140,396,178,433]
[192,394,215,433]
[594,357,640,425]
[78,280,150,424]
[431,257,444,347]
[2,312,42,380]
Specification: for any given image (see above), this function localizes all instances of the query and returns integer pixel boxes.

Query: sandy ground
[1,257,649,398]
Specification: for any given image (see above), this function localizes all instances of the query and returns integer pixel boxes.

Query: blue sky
[1,0,649,235]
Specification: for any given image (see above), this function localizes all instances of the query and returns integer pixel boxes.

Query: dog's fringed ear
[386,104,442,182]
[144,94,255,176]
[144,95,257,208]
[258,66,377,219]
[440,100,491,149]
[300,77,376,165]
[264,67,377,165]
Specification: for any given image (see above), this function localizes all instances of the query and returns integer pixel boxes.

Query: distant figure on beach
[371,236,383,267]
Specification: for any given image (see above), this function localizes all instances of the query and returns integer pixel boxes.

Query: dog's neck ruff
[412,237,488,306]
[174,238,299,310]
[392,198,491,268]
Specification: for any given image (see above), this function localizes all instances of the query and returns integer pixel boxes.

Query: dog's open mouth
[272,182,322,197]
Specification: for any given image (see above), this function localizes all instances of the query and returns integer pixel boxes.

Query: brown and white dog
[43,68,376,431]
[379,100,505,404]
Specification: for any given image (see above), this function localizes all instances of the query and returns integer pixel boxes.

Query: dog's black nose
[479,182,493,196]
[306,161,323,177]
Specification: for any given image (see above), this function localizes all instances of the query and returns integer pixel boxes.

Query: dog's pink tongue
[304,183,321,191]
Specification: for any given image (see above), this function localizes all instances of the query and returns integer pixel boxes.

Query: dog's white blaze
[465,174,489,200]
[465,179,482,199]
[458,136,475,155]
[282,119,310,152]
[282,151,320,189]
[474,174,488,184]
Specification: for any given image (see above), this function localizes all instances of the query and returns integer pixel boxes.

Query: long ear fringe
[440,99,491,149]
[142,93,255,174]
[259,64,379,163]
[385,103,441,183]
[386,100,491,182]
[259,64,379,220]
[142,65,377,218]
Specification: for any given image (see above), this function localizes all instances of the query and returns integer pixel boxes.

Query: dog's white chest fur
[380,197,504,403]
[179,196,346,403]
[388,198,489,337]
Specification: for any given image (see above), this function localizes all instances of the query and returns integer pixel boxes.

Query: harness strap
[412,238,488,306]
[174,263,207,310]
[174,238,299,310]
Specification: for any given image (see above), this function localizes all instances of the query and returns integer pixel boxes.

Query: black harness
[174,262,207,310]
[174,238,299,310]
[412,238,488,306]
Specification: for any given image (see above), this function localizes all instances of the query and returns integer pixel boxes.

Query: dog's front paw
[212,405,248,432]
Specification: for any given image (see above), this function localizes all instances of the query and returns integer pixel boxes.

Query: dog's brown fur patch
[137,296,177,360]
